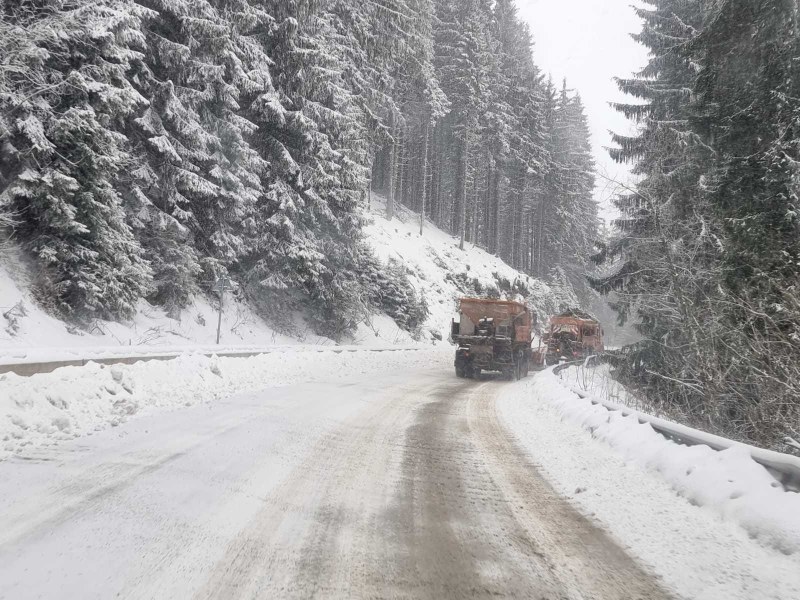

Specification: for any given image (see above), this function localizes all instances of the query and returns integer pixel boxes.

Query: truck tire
[455,366,465,378]
[512,351,524,380]
[472,367,482,380]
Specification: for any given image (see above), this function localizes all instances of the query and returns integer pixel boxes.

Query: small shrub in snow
[356,246,429,338]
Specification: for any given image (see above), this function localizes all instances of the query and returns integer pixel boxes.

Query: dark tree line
[372,0,598,293]
[594,0,800,451]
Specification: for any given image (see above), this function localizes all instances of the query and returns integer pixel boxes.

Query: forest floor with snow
[0,198,566,365]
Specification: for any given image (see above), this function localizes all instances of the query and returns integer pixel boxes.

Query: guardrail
[0,346,426,378]
[553,358,800,492]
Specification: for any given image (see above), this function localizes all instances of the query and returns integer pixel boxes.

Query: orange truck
[451,298,533,380]
[534,309,604,366]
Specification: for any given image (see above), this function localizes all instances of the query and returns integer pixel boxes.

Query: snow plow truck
[536,309,604,366]
[451,298,533,380]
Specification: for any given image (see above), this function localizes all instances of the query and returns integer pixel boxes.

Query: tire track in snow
[197,372,671,599]
[467,380,672,599]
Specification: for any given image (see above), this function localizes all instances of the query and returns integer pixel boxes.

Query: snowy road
[0,366,669,599]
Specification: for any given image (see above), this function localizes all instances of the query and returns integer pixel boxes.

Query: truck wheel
[472,367,482,380]
[455,366,465,378]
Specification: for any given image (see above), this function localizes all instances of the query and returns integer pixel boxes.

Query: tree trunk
[396,121,405,213]
[457,131,469,250]
[491,158,501,256]
[514,166,527,269]
[484,151,492,248]
[536,193,547,278]
[386,109,396,220]
[432,121,443,228]
[420,119,430,236]
[471,158,479,245]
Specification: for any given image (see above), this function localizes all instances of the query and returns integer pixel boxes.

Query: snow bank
[537,369,800,555]
[499,374,800,600]
[0,347,451,460]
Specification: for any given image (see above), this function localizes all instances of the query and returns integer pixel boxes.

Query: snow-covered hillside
[0,200,562,361]
[364,197,567,341]
[0,243,328,360]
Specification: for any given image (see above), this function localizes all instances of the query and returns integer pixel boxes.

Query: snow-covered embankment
[498,370,800,600]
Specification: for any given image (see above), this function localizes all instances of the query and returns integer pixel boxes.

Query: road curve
[0,367,670,599]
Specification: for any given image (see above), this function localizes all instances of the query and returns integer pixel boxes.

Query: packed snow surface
[499,370,800,599]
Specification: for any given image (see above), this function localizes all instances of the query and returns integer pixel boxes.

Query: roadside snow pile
[0,342,419,369]
[499,376,800,600]
[363,197,568,341]
[536,369,800,555]
[0,347,450,460]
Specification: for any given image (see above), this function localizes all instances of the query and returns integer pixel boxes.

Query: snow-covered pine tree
[551,85,597,292]
[133,0,268,295]
[597,0,800,449]
[239,0,374,338]
[498,8,545,270]
[530,77,559,279]
[594,0,709,320]
[434,0,492,249]
[0,1,152,320]
[686,0,800,445]
[390,0,449,234]
[591,0,712,403]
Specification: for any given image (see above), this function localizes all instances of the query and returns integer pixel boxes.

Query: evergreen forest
[0,0,597,339]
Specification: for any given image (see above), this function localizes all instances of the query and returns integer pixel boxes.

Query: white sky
[517,0,648,220]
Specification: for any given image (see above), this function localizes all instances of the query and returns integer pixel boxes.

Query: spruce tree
[1,1,152,319]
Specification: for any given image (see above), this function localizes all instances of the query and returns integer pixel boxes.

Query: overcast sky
[516,0,648,219]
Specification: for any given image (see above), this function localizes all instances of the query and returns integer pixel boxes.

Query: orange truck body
[535,310,604,366]
[451,298,534,380]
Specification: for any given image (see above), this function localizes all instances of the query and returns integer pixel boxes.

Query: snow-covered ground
[364,197,564,341]
[0,199,561,362]
[0,346,451,460]
[499,370,800,599]
[3,356,799,599]
[0,242,416,359]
